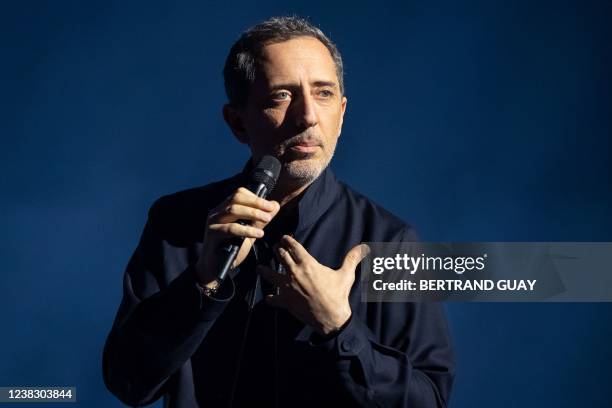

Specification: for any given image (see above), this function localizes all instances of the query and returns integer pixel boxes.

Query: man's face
[233,36,347,184]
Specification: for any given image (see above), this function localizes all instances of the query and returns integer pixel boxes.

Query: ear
[338,96,347,137]
[223,104,249,144]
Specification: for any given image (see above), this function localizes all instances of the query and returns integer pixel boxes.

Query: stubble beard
[280,142,337,186]
[268,127,340,190]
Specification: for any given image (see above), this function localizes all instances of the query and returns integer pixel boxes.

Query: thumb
[340,243,371,272]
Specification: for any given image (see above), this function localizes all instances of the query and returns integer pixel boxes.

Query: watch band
[197,279,221,298]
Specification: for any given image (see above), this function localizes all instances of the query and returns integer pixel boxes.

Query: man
[103,16,454,407]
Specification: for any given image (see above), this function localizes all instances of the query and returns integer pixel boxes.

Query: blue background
[2,1,611,407]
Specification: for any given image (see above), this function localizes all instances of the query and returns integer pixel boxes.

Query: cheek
[324,136,339,155]
[261,107,287,127]
[247,100,285,123]
[245,111,284,145]
[321,110,343,140]
[249,109,286,138]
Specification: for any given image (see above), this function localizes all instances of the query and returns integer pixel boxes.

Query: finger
[253,200,281,227]
[209,222,264,239]
[340,244,371,272]
[279,235,309,264]
[232,187,279,212]
[257,265,290,287]
[216,203,274,224]
[275,245,297,272]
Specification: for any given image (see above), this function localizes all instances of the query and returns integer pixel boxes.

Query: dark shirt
[103,165,455,407]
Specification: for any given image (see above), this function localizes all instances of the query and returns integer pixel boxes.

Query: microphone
[217,155,281,282]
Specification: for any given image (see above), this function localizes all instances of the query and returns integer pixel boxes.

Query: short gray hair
[223,16,344,107]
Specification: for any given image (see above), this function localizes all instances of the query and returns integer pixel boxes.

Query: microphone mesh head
[251,155,281,192]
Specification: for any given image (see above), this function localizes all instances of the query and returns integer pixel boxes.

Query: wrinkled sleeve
[309,227,455,407]
[102,202,234,407]
[311,303,454,407]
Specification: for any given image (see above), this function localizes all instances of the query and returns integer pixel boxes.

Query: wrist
[320,307,352,336]
[194,259,223,297]
[195,259,217,286]
[196,279,221,297]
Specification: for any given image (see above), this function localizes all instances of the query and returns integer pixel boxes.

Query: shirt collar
[240,159,341,234]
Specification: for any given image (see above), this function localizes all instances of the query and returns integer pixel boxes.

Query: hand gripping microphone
[217,155,281,282]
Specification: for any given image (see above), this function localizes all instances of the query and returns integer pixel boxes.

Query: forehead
[256,36,338,86]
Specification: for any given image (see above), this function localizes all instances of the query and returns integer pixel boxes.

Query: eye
[318,89,334,98]
[272,91,291,101]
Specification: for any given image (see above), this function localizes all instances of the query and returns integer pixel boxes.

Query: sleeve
[102,203,234,407]
[306,227,455,407]
[309,303,455,407]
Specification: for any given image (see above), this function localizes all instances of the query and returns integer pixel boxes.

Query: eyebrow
[269,81,338,91]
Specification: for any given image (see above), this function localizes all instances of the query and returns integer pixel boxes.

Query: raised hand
[259,235,369,335]
[196,187,280,286]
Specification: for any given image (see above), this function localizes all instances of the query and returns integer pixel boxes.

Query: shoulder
[150,176,237,217]
[334,180,419,242]
[146,175,240,241]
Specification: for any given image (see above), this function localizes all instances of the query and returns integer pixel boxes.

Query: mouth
[288,144,320,154]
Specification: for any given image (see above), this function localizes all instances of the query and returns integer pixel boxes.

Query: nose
[294,92,318,130]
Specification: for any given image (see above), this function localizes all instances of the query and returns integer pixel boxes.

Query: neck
[269,176,315,207]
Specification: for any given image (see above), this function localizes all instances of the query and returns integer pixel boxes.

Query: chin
[283,158,327,183]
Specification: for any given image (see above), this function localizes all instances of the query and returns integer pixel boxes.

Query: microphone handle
[217,183,269,282]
